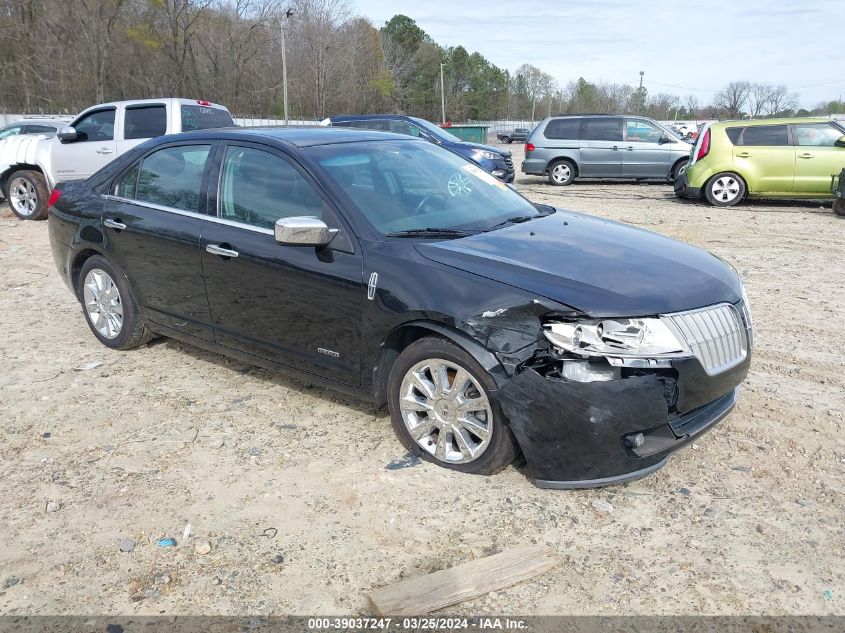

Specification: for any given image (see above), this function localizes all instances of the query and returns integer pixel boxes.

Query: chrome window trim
[101,194,274,235]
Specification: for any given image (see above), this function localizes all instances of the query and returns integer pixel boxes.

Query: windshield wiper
[386,227,476,238]
[487,212,552,231]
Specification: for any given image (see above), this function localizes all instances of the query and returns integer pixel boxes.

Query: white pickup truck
[0,98,233,220]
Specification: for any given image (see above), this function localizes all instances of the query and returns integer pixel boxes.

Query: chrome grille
[662,303,747,376]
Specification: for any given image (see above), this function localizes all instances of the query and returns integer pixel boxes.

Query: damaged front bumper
[498,355,749,488]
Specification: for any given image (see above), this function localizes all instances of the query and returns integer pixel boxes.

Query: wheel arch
[68,245,108,301]
[546,155,579,177]
[371,320,507,405]
[706,170,749,200]
[670,157,688,179]
[1,163,45,197]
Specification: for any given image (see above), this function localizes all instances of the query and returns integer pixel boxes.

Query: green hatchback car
[675,117,845,207]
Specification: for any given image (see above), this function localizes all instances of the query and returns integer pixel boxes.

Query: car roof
[79,98,229,111]
[160,126,422,147]
[713,117,834,128]
[3,119,66,127]
[328,114,419,122]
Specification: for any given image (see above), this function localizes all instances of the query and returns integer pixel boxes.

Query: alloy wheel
[711,176,741,203]
[83,268,124,339]
[9,176,38,217]
[551,163,571,183]
[398,358,493,464]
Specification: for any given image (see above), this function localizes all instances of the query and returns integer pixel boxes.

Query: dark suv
[323,114,515,183]
[522,114,691,185]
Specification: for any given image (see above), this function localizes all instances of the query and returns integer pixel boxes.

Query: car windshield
[308,140,541,236]
[411,118,462,143]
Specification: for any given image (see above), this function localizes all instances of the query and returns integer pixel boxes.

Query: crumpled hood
[454,141,511,158]
[415,210,742,317]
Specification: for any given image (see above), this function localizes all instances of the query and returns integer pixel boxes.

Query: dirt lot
[1,143,843,616]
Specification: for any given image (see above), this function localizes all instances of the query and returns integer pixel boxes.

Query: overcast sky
[351,0,843,108]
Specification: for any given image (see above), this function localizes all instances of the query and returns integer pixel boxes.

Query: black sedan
[48,127,752,488]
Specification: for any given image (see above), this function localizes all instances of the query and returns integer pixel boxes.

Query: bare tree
[765,85,798,116]
[685,94,700,119]
[747,83,774,118]
[715,80,751,118]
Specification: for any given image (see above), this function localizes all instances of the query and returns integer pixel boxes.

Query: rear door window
[793,123,843,146]
[739,125,789,146]
[581,117,622,142]
[135,144,211,212]
[543,118,580,140]
[124,105,167,139]
[725,128,743,144]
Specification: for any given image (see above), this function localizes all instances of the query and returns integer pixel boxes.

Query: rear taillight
[696,129,711,161]
[48,189,62,207]
[526,142,535,152]
[196,100,211,106]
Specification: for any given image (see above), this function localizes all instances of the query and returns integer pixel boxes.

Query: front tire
[705,172,746,207]
[7,170,49,220]
[834,198,845,216]
[78,255,152,350]
[500,136,510,144]
[671,160,688,182]
[387,337,517,475]
[548,159,576,186]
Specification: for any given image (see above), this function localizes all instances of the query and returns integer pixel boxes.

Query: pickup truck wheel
[388,337,517,475]
[834,198,845,216]
[705,172,746,207]
[78,255,152,350]
[8,170,49,220]
[500,136,510,144]
[548,159,576,186]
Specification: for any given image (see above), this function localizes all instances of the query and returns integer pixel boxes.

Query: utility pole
[280,8,294,126]
[440,62,446,124]
[638,71,644,115]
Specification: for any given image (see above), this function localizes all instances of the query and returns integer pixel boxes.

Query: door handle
[104,218,127,231]
[798,153,814,159]
[626,146,634,151]
[736,152,752,158]
[96,147,114,155]
[611,146,619,151]
[206,244,239,258]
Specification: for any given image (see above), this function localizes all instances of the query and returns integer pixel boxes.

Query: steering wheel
[414,192,449,215]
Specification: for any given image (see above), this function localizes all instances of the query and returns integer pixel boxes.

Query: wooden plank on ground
[368,545,558,616]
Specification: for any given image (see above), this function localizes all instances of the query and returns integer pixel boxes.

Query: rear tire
[78,255,152,350]
[834,198,845,216]
[387,337,517,476]
[7,170,49,220]
[548,159,576,186]
[705,172,746,207]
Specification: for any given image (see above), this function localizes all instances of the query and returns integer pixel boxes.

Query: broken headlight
[544,318,689,363]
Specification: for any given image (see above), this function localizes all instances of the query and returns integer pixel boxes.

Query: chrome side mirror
[274,216,339,247]
[57,126,78,142]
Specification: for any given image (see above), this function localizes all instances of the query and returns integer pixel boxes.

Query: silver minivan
[522,115,691,185]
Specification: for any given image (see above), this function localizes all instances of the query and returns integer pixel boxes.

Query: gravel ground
[0,143,843,616]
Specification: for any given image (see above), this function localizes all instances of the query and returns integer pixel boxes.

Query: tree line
[1,0,842,122]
